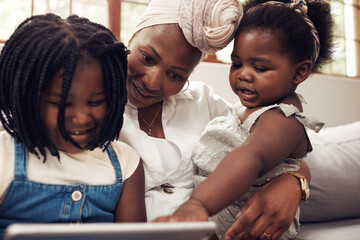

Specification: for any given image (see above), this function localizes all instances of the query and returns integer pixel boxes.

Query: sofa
[296,121,360,239]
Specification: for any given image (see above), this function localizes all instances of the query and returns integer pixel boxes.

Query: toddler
[155,0,333,239]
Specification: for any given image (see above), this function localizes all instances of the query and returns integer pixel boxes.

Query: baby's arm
[225,160,310,240]
[115,161,147,222]
[156,108,307,222]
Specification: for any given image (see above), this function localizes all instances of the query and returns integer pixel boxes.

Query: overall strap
[13,140,27,179]
[105,143,123,183]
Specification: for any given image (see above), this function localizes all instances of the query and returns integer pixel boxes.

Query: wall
[189,62,360,127]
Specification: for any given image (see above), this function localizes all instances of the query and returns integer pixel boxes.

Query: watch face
[300,178,310,201]
[304,179,310,199]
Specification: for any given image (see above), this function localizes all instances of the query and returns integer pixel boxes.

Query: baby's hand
[153,199,209,222]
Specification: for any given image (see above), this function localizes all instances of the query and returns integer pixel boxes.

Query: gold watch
[283,172,310,202]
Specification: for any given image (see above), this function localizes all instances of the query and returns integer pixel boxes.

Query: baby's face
[229,30,298,109]
[40,57,107,154]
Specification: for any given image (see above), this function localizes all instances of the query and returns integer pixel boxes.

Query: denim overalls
[0,141,123,239]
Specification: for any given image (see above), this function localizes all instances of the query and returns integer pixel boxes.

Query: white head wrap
[133,0,243,54]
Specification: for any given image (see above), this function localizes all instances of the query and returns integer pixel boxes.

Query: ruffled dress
[192,102,324,240]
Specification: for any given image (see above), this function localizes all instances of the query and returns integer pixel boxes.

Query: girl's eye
[231,62,242,69]
[44,101,60,106]
[254,66,268,72]
[89,99,106,106]
[44,101,71,107]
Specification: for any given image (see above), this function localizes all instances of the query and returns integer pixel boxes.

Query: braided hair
[0,13,128,160]
[238,0,334,72]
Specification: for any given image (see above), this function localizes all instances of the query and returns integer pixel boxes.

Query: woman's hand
[153,199,209,222]
[224,173,302,240]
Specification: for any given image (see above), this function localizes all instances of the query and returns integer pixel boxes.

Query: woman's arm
[115,161,147,222]
[155,109,307,221]
[225,160,310,240]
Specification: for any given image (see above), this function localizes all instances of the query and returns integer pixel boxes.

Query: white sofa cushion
[300,121,360,222]
[297,218,360,240]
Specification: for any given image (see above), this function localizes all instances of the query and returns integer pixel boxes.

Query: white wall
[190,62,360,127]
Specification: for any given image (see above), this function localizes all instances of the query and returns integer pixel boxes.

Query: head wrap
[133,0,243,54]
[263,0,320,65]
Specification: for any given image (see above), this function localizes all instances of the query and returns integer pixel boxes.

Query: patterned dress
[192,103,324,240]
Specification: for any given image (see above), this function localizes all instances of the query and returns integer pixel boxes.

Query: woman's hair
[0,13,128,160]
[238,0,334,72]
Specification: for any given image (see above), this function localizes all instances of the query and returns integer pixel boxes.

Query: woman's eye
[141,51,153,64]
[168,72,184,81]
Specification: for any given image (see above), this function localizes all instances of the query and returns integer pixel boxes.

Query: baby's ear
[292,59,312,85]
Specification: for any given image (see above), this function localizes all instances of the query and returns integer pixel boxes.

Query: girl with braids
[155,0,334,239]
[0,14,146,237]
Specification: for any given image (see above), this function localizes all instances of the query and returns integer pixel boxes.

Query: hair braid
[0,13,128,161]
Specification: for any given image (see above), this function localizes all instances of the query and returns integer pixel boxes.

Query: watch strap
[283,171,309,201]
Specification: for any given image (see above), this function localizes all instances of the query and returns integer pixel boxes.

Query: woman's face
[127,24,201,109]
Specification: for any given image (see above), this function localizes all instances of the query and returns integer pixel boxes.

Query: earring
[182,80,190,92]
[125,47,131,55]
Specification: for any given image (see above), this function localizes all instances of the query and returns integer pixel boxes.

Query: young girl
[155,0,333,239]
[0,14,146,238]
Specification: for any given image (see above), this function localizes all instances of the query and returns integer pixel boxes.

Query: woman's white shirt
[0,131,140,202]
[151,137,181,176]
[119,81,231,220]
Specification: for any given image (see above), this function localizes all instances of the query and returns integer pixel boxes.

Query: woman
[119,0,310,239]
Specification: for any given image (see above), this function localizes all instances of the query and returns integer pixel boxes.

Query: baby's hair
[239,0,334,72]
[0,13,127,160]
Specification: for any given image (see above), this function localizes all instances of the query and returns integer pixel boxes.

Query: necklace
[138,104,162,136]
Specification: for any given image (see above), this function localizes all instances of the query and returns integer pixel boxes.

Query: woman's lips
[132,82,160,101]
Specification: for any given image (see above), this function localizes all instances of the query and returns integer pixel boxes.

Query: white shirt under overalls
[0,132,140,203]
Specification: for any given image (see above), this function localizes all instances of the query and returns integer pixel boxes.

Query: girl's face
[127,24,201,109]
[229,30,298,109]
[40,57,107,154]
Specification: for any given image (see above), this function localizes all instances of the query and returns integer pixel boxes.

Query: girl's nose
[238,66,252,82]
[67,107,91,125]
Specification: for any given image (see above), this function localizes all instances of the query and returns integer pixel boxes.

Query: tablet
[4,221,216,240]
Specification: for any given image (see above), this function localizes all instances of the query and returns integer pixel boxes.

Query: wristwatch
[283,172,310,202]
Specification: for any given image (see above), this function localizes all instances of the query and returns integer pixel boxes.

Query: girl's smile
[66,126,97,145]
[236,85,258,102]
[40,56,107,154]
